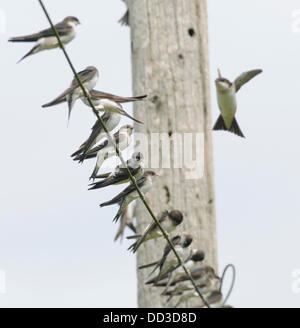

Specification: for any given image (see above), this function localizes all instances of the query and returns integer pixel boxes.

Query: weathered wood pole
[125,0,217,307]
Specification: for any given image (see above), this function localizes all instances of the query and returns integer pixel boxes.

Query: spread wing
[234,69,262,92]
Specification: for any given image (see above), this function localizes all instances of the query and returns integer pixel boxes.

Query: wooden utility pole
[125,0,217,307]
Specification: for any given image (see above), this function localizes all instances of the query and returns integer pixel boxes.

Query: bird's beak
[217,68,222,78]
[155,172,160,176]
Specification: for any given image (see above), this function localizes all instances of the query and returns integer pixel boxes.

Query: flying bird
[213,68,262,138]
[89,152,144,189]
[139,232,193,283]
[71,112,121,160]
[9,16,80,63]
[100,170,159,223]
[127,210,184,253]
[42,66,99,122]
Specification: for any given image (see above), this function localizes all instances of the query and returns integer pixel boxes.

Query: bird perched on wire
[138,232,193,283]
[72,124,133,165]
[156,265,215,289]
[42,88,147,110]
[80,94,143,124]
[42,66,99,122]
[146,249,205,286]
[71,112,121,160]
[213,68,262,138]
[114,202,136,242]
[196,291,224,308]
[173,275,221,308]
[89,152,144,190]
[100,170,159,222]
[88,125,134,180]
[127,210,184,253]
[161,266,220,306]
[8,16,81,63]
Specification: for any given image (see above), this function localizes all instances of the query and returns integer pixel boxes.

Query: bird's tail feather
[17,45,39,63]
[121,110,143,124]
[126,234,142,240]
[213,115,245,138]
[118,10,129,26]
[127,222,136,233]
[71,147,84,158]
[139,261,159,270]
[230,118,245,138]
[42,97,66,108]
[9,35,38,42]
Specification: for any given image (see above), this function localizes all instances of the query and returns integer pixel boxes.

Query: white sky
[0,0,300,308]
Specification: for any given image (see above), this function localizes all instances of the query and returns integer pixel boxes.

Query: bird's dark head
[215,68,232,90]
[181,232,193,248]
[191,249,205,262]
[64,16,81,25]
[169,210,183,226]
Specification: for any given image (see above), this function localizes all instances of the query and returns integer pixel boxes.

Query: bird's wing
[101,176,146,206]
[69,67,96,89]
[90,90,147,103]
[234,69,262,92]
[130,213,167,253]
[86,139,109,155]
[75,113,110,156]
[9,22,72,42]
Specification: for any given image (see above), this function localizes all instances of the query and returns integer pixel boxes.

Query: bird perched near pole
[161,266,220,306]
[138,232,193,283]
[88,125,133,180]
[196,291,224,308]
[146,249,205,286]
[127,210,184,253]
[42,89,147,110]
[81,95,143,124]
[173,275,221,308]
[42,66,99,122]
[213,68,262,138]
[71,112,121,160]
[100,170,159,223]
[72,124,133,164]
[8,16,80,63]
[89,152,144,190]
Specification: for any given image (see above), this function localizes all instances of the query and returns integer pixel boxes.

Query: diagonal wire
[37,0,210,308]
